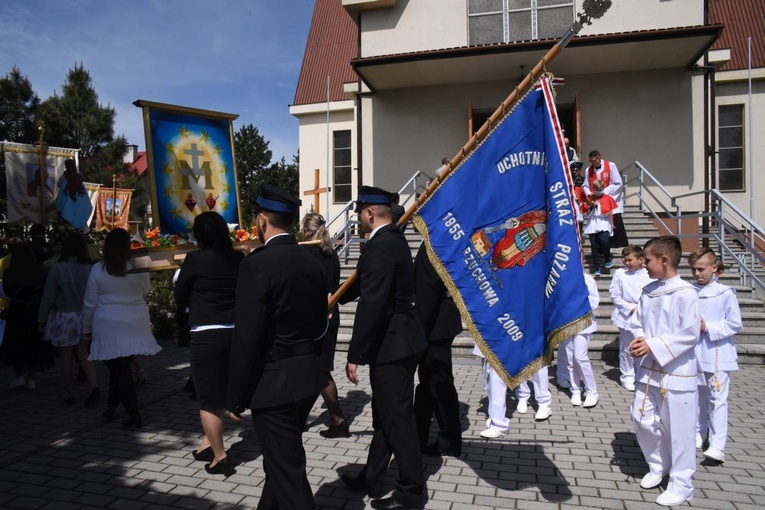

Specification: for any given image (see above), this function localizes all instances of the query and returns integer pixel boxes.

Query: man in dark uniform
[339,186,428,510]
[227,185,328,510]
[413,243,463,457]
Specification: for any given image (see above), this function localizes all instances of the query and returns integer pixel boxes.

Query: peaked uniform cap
[256,185,301,214]
[355,185,394,212]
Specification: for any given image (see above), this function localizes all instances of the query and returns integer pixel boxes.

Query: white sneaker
[695,433,703,449]
[639,472,664,489]
[516,398,529,414]
[583,394,599,408]
[480,427,506,439]
[570,391,582,406]
[656,490,692,506]
[622,381,635,391]
[534,406,552,421]
[703,447,724,462]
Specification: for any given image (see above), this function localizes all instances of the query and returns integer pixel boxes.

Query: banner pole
[111,174,117,230]
[328,22,583,310]
[37,123,46,227]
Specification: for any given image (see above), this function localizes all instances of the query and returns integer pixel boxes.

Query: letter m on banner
[413,77,592,389]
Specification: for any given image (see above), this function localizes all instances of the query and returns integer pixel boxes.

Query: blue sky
[0,0,315,163]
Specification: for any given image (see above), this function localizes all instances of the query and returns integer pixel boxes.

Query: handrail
[397,170,433,209]
[622,161,765,293]
[329,170,432,264]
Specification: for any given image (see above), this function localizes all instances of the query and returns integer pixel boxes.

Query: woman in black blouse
[175,212,243,476]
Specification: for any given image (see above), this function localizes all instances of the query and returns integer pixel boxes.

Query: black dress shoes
[370,496,421,510]
[192,446,214,462]
[205,457,234,477]
[341,473,384,499]
[420,442,461,457]
[320,420,351,438]
[121,414,142,429]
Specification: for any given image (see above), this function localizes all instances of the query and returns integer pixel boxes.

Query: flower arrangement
[130,224,259,250]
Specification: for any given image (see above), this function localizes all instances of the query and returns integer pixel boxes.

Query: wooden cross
[303,168,328,214]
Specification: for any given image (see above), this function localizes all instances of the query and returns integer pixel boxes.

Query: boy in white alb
[688,248,742,463]
[610,245,654,391]
[565,271,600,408]
[515,366,552,421]
[628,236,700,507]
[474,345,510,439]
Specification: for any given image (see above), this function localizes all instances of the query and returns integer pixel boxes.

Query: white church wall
[715,78,765,226]
[358,0,705,58]
[292,103,356,221]
[357,67,705,214]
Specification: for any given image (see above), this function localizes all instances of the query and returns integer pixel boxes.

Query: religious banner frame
[133,100,243,235]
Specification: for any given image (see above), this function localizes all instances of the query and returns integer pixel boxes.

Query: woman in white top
[82,228,160,428]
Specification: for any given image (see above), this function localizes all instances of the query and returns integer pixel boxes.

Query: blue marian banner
[139,102,240,235]
[413,77,591,388]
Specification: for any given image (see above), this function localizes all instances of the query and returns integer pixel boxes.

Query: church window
[468,0,574,45]
[333,130,353,203]
[718,105,744,191]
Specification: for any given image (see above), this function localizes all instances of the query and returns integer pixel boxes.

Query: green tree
[234,123,272,222]
[0,66,40,143]
[39,62,116,161]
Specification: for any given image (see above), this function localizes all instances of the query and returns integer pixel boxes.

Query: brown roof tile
[293,0,358,106]
[709,0,765,70]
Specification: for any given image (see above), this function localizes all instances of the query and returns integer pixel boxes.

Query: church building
[290,0,764,227]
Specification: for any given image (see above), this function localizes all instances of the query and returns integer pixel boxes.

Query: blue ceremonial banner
[413,77,592,388]
[135,101,241,235]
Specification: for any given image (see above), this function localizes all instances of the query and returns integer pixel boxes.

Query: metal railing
[623,161,765,292]
[328,170,433,263]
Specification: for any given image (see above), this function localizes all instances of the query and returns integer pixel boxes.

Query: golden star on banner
[200,131,211,143]
[165,142,175,153]
[171,208,183,221]
[221,182,231,194]
[219,200,229,213]
[162,164,174,176]
[213,144,222,156]
[178,126,190,138]
[163,186,174,200]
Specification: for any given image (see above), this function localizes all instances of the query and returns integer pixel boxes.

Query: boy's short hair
[687,247,717,267]
[716,257,726,274]
[592,179,605,190]
[644,236,682,269]
[621,244,644,259]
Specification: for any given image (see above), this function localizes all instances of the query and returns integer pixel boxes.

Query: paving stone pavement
[1,339,764,509]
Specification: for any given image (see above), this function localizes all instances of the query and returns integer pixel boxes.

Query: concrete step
[333,204,765,364]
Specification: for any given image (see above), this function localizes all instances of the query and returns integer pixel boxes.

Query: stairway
[334,205,765,364]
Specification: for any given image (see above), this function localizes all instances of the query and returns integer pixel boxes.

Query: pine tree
[234,123,273,221]
[39,62,116,160]
[0,66,40,144]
